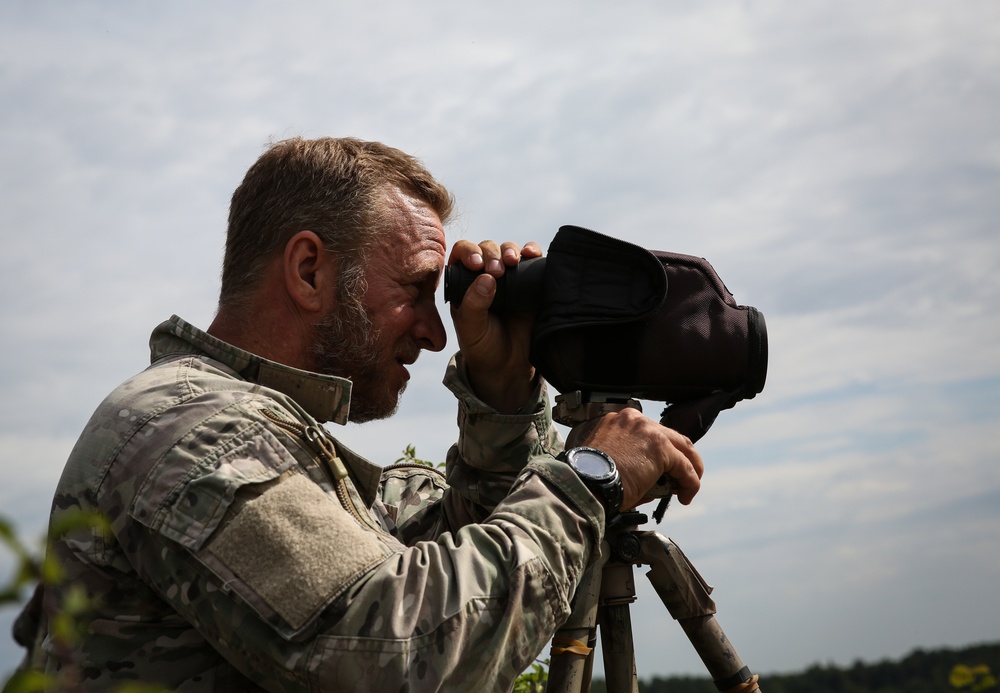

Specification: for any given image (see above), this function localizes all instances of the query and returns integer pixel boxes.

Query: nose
[413,299,447,352]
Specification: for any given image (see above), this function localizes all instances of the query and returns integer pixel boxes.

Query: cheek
[378,305,416,339]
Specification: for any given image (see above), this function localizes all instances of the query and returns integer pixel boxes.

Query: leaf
[46,509,111,542]
[1,669,56,693]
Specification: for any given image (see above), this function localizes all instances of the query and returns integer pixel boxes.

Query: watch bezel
[563,447,617,483]
[558,446,624,522]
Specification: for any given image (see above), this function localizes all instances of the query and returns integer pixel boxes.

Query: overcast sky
[2,0,998,680]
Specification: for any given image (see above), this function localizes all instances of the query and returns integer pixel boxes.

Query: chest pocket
[131,423,294,551]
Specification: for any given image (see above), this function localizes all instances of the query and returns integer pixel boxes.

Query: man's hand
[448,239,543,413]
[568,408,704,510]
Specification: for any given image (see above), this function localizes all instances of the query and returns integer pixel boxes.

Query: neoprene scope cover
[530,226,768,406]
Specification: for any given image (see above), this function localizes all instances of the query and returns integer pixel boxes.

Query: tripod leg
[547,555,605,693]
[598,562,639,693]
[639,532,761,692]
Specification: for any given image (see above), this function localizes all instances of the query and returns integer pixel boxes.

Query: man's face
[313,191,448,422]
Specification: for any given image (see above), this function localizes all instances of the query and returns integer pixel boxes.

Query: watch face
[571,448,614,479]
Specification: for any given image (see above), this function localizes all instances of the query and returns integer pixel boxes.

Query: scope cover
[530,226,767,413]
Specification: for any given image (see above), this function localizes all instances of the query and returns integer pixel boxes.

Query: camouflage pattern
[25,315,605,691]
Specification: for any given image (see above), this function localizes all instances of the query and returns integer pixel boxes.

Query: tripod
[545,392,761,693]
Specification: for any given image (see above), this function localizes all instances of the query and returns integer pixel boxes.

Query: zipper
[260,408,368,526]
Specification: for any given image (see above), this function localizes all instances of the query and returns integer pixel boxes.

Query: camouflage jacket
[25,316,605,691]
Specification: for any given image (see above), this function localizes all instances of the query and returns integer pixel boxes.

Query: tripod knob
[610,533,641,564]
[606,510,646,563]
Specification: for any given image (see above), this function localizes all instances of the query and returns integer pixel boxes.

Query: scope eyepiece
[443,256,547,314]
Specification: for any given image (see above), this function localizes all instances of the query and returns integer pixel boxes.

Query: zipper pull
[304,425,349,481]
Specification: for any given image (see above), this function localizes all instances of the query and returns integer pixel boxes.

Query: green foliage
[0,517,40,607]
[514,658,549,693]
[951,663,999,691]
[2,672,172,693]
[2,668,52,693]
[2,512,168,693]
[2,510,112,607]
[395,444,446,469]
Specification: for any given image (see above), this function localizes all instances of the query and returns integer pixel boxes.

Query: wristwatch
[557,446,624,525]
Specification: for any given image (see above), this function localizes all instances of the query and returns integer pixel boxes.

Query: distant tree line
[587,641,1000,693]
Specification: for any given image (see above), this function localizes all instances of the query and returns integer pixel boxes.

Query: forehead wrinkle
[392,190,445,251]
[368,188,445,282]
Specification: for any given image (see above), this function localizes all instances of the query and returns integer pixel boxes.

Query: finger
[521,241,543,259]
[675,484,700,505]
[449,239,486,271]
[660,427,704,479]
[670,453,702,505]
[500,241,522,266]
[675,435,704,480]
[477,240,504,277]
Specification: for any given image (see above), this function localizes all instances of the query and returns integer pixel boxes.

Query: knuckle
[619,407,642,422]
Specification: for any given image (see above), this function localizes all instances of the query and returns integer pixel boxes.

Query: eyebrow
[402,255,443,285]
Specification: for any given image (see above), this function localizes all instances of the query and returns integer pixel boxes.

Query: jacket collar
[150,315,353,426]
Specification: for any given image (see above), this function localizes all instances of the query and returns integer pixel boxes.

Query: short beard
[311,280,406,423]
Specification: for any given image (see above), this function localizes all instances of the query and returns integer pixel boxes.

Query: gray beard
[311,302,406,423]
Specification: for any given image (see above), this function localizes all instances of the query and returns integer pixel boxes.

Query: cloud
[2,0,999,678]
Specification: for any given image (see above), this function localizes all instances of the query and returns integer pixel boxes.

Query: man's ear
[283,230,338,315]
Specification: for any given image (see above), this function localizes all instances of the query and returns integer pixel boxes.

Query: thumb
[455,273,496,334]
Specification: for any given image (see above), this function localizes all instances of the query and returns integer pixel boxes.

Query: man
[18,137,703,690]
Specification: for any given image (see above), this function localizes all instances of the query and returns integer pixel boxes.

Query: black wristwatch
[558,446,624,526]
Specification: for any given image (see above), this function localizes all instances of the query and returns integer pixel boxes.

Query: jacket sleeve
[380,353,567,545]
[311,458,604,690]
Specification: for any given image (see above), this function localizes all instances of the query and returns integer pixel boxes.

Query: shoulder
[63,355,319,528]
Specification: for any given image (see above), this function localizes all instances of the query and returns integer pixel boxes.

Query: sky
[1,0,998,680]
